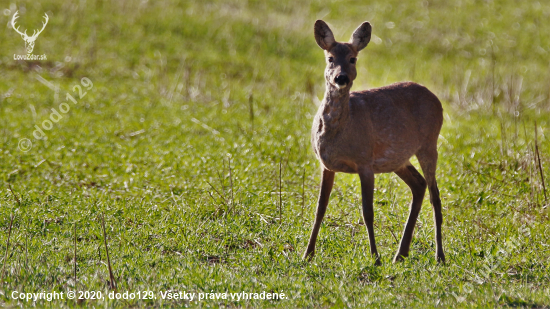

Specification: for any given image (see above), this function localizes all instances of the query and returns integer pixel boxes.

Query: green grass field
[1,0,550,307]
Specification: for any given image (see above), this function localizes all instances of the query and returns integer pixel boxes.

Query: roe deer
[303,20,445,265]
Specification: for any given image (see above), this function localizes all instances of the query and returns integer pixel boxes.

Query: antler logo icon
[11,11,49,54]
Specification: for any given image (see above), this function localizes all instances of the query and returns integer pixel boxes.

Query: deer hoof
[302,250,315,261]
[393,254,406,263]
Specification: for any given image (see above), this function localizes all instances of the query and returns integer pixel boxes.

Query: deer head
[12,11,49,54]
[314,20,371,93]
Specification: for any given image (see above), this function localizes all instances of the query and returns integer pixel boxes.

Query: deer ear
[314,20,335,50]
[349,22,372,52]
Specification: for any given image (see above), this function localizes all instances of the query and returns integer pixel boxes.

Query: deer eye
[328,57,334,62]
[350,58,357,64]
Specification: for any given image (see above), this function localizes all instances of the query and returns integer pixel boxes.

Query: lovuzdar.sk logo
[11,11,48,60]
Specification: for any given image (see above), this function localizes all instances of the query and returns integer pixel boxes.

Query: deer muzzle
[334,74,350,88]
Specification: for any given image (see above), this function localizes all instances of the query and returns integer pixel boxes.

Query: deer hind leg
[417,147,446,263]
[393,163,427,263]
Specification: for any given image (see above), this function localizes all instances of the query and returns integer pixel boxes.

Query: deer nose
[334,74,349,86]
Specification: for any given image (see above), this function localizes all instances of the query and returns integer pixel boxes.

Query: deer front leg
[358,166,381,265]
[303,169,335,261]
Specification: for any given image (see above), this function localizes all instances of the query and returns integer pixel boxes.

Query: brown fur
[304,20,445,264]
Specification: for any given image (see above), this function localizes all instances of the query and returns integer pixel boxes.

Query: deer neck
[320,82,350,132]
